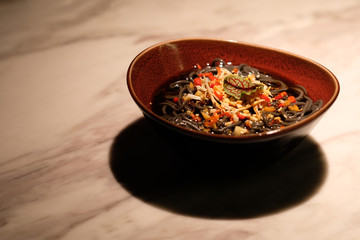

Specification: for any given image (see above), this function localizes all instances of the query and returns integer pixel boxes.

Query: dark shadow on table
[109,117,327,219]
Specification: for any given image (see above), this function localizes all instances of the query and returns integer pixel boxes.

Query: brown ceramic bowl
[127,39,339,145]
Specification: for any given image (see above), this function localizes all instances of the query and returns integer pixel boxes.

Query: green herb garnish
[223,75,259,99]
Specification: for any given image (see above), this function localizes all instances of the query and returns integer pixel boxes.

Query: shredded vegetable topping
[158,59,323,136]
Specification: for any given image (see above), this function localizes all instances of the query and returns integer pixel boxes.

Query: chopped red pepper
[237,112,247,120]
[204,112,219,127]
[220,111,233,121]
[194,78,202,86]
[208,74,215,81]
[173,97,179,103]
[191,113,202,122]
[287,96,296,103]
[260,94,271,102]
[210,79,221,88]
[199,72,213,78]
[216,67,221,75]
[220,112,232,118]
[274,91,288,100]
[196,63,202,69]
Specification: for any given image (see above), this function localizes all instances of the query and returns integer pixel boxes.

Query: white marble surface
[1,0,360,239]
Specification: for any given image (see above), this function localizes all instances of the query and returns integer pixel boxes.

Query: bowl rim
[127,38,340,143]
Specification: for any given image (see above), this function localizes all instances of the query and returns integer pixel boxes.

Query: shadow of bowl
[110,117,327,219]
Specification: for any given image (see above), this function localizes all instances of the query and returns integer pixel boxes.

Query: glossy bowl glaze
[127,39,339,145]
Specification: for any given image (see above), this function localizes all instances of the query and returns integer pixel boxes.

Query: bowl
[127,38,339,146]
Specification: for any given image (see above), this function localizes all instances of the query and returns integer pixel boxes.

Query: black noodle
[158,59,323,135]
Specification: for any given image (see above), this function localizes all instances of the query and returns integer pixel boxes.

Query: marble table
[1,0,360,239]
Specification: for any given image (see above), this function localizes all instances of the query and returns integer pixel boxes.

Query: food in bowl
[156,58,323,136]
[127,39,339,143]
